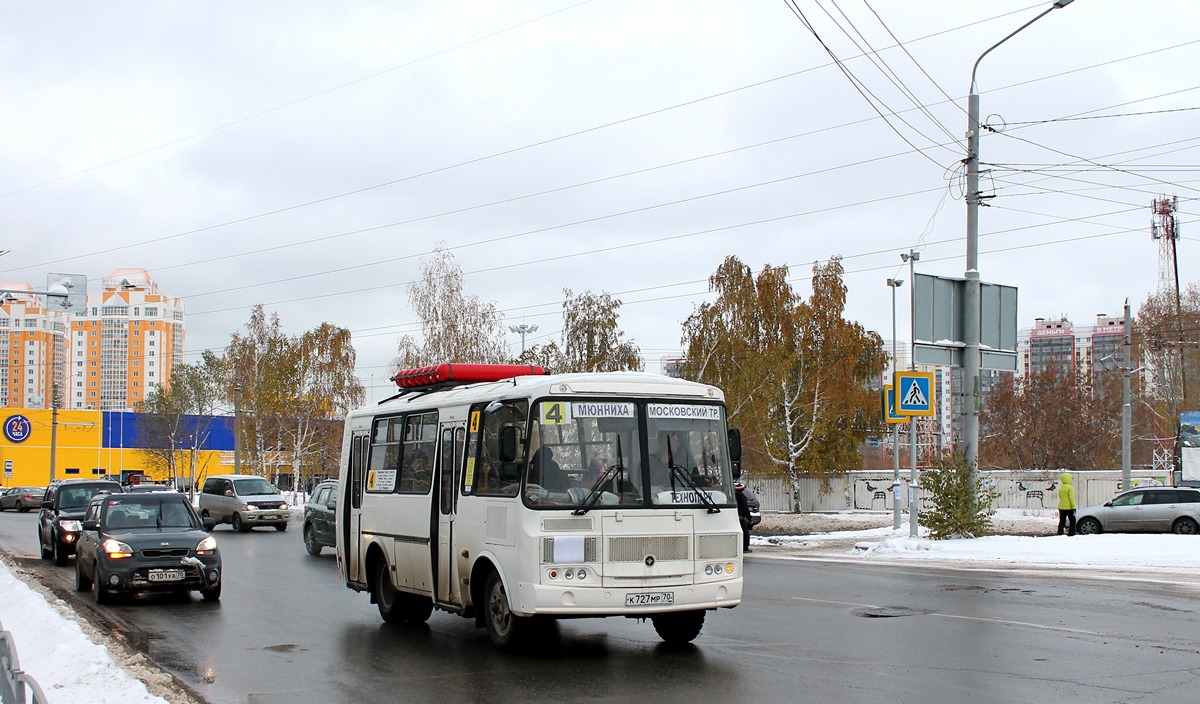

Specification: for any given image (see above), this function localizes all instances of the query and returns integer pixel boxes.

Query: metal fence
[0,626,47,704]
[743,469,1172,515]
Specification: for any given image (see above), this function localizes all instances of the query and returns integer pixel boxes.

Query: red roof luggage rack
[390,363,545,391]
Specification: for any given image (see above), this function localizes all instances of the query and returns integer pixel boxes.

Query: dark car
[0,486,44,512]
[303,480,338,556]
[74,492,221,603]
[742,485,762,527]
[39,480,124,566]
[1076,486,1200,535]
[126,484,175,493]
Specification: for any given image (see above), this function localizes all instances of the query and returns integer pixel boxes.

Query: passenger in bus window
[585,453,610,487]
[530,447,568,492]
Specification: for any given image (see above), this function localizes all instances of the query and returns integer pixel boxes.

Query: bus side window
[472,401,528,497]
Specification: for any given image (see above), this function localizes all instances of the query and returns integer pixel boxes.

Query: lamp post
[887,277,904,531]
[902,251,920,537]
[964,0,1074,477]
[509,324,539,356]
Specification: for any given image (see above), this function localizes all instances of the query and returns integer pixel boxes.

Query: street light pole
[902,251,920,537]
[1122,299,1132,490]
[509,324,539,356]
[887,277,904,531]
[964,0,1075,477]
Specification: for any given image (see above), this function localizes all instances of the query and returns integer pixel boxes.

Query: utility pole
[964,0,1074,480]
[1122,299,1132,490]
[887,277,904,531]
[904,251,920,538]
[233,382,243,475]
[49,384,60,484]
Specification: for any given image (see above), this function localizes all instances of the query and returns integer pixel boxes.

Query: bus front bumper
[515,578,742,616]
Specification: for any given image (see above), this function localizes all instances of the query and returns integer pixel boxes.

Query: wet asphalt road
[2,510,1199,703]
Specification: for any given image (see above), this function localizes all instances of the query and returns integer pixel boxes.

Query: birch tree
[392,246,508,372]
[553,289,643,373]
[135,354,223,491]
[680,256,885,497]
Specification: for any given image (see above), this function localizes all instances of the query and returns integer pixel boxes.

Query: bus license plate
[148,569,186,582]
[626,592,674,607]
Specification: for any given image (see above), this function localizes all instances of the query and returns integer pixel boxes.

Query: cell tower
[1151,196,1180,294]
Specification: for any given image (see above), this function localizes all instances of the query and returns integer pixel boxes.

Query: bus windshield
[524,399,734,510]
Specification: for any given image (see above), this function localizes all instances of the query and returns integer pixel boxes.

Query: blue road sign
[882,386,906,424]
[894,371,935,417]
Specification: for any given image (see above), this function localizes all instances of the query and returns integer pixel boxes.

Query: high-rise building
[0,283,68,409]
[1018,314,1126,386]
[68,269,185,411]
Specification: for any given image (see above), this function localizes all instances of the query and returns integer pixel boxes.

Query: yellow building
[0,408,235,487]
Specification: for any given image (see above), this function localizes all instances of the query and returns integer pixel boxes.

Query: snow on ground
[0,560,178,704]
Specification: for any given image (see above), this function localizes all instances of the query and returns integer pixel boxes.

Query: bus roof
[354,371,724,420]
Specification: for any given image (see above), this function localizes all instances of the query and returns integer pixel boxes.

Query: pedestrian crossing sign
[894,371,935,417]
[881,385,906,424]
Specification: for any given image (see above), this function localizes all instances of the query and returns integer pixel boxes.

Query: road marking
[789,596,1104,636]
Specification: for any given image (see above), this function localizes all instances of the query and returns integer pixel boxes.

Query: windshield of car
[524,399,734,510]
[232,478,277,496]
[59,485,114,510]
[103,498,197,530]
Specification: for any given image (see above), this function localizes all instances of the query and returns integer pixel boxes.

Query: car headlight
[101,538,133,559]
[195,535,218,555]
[277,503,287,510]
[59,520,82,532]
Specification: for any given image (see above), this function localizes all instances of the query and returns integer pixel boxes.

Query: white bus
[335,363,745,650]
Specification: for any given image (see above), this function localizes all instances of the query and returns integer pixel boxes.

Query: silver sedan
[1076,487,1200,535]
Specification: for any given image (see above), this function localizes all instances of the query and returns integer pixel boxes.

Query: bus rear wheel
[484,571,529,650]
[651,610,706,645]
[375,561,433,625]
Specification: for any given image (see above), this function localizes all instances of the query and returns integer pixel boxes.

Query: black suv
[75,491,222,603]
[39,480,124,566]
[303,480,338,556]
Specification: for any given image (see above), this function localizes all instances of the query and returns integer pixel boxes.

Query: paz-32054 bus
[335,363,744,650]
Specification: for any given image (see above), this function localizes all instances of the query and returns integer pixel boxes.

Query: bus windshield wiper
[669,465,721,514]
[572,464,623,515]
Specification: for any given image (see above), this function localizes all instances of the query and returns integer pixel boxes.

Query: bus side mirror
[499,426,519,463]
[727,428,742,463]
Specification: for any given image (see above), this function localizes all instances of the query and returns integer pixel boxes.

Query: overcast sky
[1,0,1196,402]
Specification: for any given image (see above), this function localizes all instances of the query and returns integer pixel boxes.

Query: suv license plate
[148,569,186,582]
[626,592,674,607]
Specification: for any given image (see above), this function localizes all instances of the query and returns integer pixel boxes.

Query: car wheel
[275,522,287,532]
[232,514,249,533]
[54,538,70,567]
[304,525,322,556]
[92,564,110,605]
[75,558,92,592]
[484,570,530,650]
[1172,517,1199,535]
[16,502,26,513]
[651,610,706,645]
[1076,517,1103,535]
[201,583,222,602]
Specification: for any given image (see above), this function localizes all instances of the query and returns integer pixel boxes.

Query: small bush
[918,454,998,539]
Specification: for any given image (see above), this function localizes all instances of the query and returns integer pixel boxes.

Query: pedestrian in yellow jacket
[1057,472,1077,536]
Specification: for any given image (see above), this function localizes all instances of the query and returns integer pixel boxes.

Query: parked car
[0,486,44,512]
[75,491,221,603]
[741,485,762,527]
[38,480,124,565]
[122,473,153,488]
[1076,487,1200,535]
[303,479,338,556]
[199,475,289,532]
[126,484,175,493]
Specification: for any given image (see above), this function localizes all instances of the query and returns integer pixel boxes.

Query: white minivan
[199,475,290,532]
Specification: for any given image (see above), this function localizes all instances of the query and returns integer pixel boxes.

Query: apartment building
[68,268,185,411]
[0,283,68,409]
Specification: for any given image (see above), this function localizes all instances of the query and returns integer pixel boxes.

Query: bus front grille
[607,536,689,562]
[542,517,595,532]
[696,533,739,559]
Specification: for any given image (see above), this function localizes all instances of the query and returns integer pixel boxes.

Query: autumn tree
[392,246,508,371]
[221,306,363,488]
[523,289,642,373]
[679,255,886,493]
[135,354,223,491]
[980,365,1118,470]
[1138,283,1200,425]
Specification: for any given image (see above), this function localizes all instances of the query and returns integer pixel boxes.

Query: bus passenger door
[435,423,466,605]
[345,432,370,585]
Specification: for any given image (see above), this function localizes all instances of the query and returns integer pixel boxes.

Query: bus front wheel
[484,571,528,650]
[651,610,705,645]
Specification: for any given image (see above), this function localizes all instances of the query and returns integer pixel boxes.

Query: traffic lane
[737,557,1200,703]
[0,509,42,558]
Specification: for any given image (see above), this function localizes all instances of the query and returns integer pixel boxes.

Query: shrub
[918,454,999,539]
